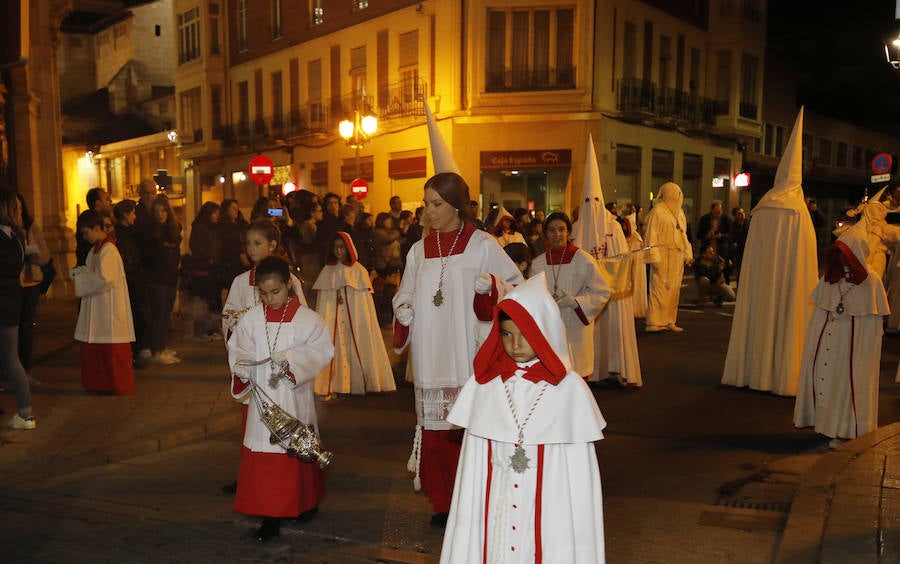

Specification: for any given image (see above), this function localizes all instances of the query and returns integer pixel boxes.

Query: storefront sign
[480,149,572,170]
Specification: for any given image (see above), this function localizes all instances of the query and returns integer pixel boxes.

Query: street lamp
[339,109,377,177]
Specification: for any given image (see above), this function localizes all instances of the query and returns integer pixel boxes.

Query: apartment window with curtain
[180,87,202,142]
[836,141,848,168]
[623,21,636,79]
[818,137,832,166]
[271,71,283,131]
[658,35,671,88]
[237,0,248,51]
[399,30,419,104]
[485,6,575,92]
[350,46,367,106]
[209,3,220,55]
[177,7,200,64]
[739,53,758,119]
[308,59,323,124]
[271,0,282,39]
[852,145,863,169]
[802,133,813,164]
[715,50,731,115]
[238,81,249,133]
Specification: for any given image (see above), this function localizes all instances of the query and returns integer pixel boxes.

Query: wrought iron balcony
[617,77,717,129]
[377,77,427,120]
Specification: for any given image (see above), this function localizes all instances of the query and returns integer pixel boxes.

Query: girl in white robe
[794,227,889,445]
[313,232,396,398]
[441,274,606,563]
[228,256,334,541]
[529,212,609,379]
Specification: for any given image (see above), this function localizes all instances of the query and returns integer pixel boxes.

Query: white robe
[643,204,692,328]
[442,370,606,563]
[529,248,609,378]
[626,222,649,318]
[793,267,888,439]
[223,268,307,331]
[394,228,524,430]
[228,301,333,454]
[312,261,396,396]
[73,241,135,344]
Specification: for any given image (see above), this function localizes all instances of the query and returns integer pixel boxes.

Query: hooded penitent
[793,224,888,440]
[571,134,642,386]
[722,107,818,396]
[441,273,606,563]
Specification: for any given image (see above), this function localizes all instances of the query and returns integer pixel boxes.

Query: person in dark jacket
[141,194,183,365]
[217,198,249,293]
[113,199,150,367]
[186,201,222,340]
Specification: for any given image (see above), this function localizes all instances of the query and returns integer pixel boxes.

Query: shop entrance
[478,149,572,221]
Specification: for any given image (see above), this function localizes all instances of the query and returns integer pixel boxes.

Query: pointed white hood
[425,102,461,175]
[754,107,807,213]
[572,134,616,254]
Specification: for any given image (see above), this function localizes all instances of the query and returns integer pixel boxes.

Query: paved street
[2,285,899,563]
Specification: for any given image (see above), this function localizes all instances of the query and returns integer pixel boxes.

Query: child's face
[257,275,291,309]
[152,204,168,224]
[333,237,348,262]
[499,318,537,364]
[119,210,136,227]
[545,219,569,248]
[516,261,530,276]
[80,225,106,244]
[246,230,277,264]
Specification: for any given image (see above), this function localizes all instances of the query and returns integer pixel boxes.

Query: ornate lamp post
[339,109,377,178]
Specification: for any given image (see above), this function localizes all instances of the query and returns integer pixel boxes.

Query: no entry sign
[350,177,369,200]
[249,155,274,186]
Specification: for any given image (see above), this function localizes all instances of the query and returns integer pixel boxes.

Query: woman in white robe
[393,172,524,522]
[441,274,606,563]
[794,226,889,444]
[529,212,609,379]
[313,232,396,397]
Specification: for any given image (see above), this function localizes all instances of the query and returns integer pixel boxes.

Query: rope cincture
[407,424,423,491]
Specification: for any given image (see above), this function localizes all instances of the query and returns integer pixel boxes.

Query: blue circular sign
[872,153,892,174]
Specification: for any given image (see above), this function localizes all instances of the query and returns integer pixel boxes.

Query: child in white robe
[441,273,606,563]
[228,256,333,541]
[313,232,396,398]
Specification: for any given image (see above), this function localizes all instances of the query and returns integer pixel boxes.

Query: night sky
[767,0,900,130]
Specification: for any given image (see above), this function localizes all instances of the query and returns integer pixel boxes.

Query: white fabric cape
[625,216,649,318]
[642,187,691,328]
[74,241,135,343]
[312,261,396,395]
[441,274,606,564]
[529,248,610,378]
[393,229,523,429]
[228,302,333,453]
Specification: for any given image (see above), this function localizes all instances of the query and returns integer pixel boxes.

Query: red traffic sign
[248,155,274,185]
[350,178,369,200]
[872,153,893,175]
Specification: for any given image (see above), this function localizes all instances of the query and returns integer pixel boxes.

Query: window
[210,3,220,55]
[764,123,774,156]
[237,0,248,51]
[775,125,784,158]
[350,46,367,100]
[623,22,636,78]
[238,81,249,133]
[802,133,813,164]
[739,53,758,119]
[485,7,575,92]
[852,145,863,169]
[689,48,700,93]
[272,0,282,39]
[836,141,848,168]
[310,0,324,26]
[179,87,202,142]
[177,7,200,64]
[211,85,223,137]
[818,138,832,166]
[271,71,283,130]
[308,59,323,125]
[658,36,671,88]
[715,50,731,114]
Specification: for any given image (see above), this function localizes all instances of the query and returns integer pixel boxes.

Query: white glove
[232,360,252,380]
[474,273,493,295]
[271,350,289,365]
[556,291,578,309]
[69,266,86,280]
[395,304,413,327]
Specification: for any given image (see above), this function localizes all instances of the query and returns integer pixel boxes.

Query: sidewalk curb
[774,422,900,563]
[19,409,241,485]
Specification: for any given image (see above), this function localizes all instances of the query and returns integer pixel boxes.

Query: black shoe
[430,512,449,527]
[221,480,237,495]
[293,505,318,523]
[254,517,280,542]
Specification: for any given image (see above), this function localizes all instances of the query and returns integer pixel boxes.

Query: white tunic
[312,261,396,396]
[394,227,523,430]
[530,247,609,378]
[643,201,692,328]
[223,267,307,330]
[73,241,135,344]
[228,300,333,453]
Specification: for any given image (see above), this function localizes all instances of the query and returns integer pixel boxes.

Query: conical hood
[754,107,806,212]
[572,134,612,255]
[425,102,461,174]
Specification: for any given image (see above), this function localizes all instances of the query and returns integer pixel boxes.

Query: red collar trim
[545,242,578,265]
[473,300,567,385]
[263,295,300,322]
[248,265,256,286]
[92,237,114,253]
[423,222,476,258]
[823,241,868,285]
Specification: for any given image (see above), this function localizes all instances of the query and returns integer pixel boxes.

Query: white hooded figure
[571,135,643,386]
[841,187,900,280]
[722,108,818,396]
[642,181,693,332]
[793,224,889,443]
[441,273,606,564]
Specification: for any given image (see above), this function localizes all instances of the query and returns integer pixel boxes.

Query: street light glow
[361,114,377,135]
[339,119,354,140]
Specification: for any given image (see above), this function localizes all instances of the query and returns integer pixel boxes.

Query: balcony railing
[486,66,576,92]
[377,77,427,120]
[617,78,717,129]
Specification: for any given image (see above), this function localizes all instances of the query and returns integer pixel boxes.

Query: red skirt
[80,342,135,395]
[233,446,325,518]
[419,429,463,513]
